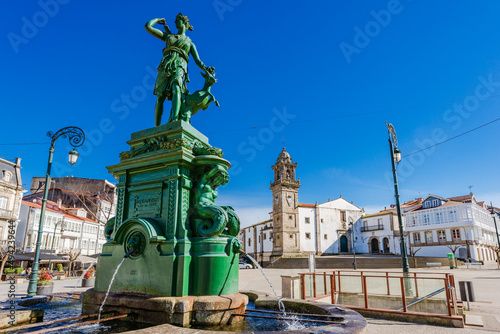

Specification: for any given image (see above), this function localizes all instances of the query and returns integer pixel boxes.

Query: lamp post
[490,202,500,269]
[27,127,85,297]
[386,122,410,274]
[47,220,67,270]
[349,217,357,270]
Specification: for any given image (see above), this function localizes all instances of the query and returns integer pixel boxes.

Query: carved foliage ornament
[119,135,223,160]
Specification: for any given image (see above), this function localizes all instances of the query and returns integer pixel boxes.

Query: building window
[248,238,251,246]
[413,233,421,243]
[270,232,273,239]
[425,231,433,243]
[449,210,457,221]
[436,212,443,223]
[377,218,383,228]
[324,234,327,240]
[321,218,324,223]
[305,233,311,239]
[0,196,8,210]
[2,171,12,182]
[452,229,461,240]
[340,211,346,222]
[289,215,293,220]
[305,217,310,224]
[423,214,430,225]
[438,230,446,242]
[263,233,267,240]
[289,234,293,239]
[363,220,368,228]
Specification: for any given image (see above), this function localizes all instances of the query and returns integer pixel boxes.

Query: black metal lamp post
[27,127,85,297]
[490,202,500,269]
[349,217,357,270]
[47,220,67,270]
[386,122,410,274]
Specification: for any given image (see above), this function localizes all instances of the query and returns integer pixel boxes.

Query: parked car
[239,262,253,269]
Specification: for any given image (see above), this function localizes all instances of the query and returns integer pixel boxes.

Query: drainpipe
[315,202,320,255]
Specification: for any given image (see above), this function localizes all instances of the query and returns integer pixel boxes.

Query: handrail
[397,287,445,310]
[299,269,458,318]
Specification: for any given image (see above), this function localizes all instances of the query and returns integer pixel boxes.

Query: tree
[0,242,21,275]
[408,246,422,268]
[67,248,82,275]
[73,186,115,224]
[446,245,461,267]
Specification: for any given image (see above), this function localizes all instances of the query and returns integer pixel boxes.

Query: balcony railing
[360,224,384,232]
[0,208,13,219]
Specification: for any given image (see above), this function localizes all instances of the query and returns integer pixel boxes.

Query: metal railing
[299,270,459,319]
[360,224,384,232]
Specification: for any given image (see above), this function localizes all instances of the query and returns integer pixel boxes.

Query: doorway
[371,238,379,253]
[340,235,348,253]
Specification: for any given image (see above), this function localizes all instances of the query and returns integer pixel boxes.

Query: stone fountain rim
[123,290,367,334]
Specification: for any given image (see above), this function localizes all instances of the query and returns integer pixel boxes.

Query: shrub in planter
[4,268,15,275]
[14,267,23,274]
[56,264,64,272]
[82,268,96,287]
[36,268,54,295]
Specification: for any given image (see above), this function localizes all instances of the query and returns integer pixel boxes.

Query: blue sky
[1,1,500,227]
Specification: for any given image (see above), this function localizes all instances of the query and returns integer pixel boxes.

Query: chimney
[57,198,62,208]
[15,158,21,166]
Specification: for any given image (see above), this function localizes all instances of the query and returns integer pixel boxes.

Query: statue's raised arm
[145,13,218,126]
[145,18,169,41]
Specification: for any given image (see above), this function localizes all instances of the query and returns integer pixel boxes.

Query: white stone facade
[0,158,26,248]
[16,198,106,256]
[404,194,499,262]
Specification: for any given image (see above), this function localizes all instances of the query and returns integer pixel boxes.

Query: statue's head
[176,13,194,31]
[213,169,229,187]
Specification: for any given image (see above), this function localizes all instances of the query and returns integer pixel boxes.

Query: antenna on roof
[468,185,473,194]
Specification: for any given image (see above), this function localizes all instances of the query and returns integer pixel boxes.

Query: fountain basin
[81,289,248,327]
[117,291,367,333]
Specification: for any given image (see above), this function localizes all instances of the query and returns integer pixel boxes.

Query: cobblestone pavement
[1,262,499,332]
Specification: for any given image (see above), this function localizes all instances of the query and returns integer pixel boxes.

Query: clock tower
[270,147,300,258]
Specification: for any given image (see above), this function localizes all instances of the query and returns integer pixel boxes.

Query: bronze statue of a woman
[145,13,210,126]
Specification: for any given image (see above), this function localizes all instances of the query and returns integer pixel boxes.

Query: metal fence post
[400,277,407,312]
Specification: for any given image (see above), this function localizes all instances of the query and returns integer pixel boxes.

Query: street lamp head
[68,148,79,166]
[394,148,402,163]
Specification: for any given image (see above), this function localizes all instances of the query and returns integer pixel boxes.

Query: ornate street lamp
[348,217,357,270]
[27,127,85,297]
[490,202,500,269]
[386,122,410,274]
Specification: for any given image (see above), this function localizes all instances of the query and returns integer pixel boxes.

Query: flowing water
[240,252,306,331]
[98,257,126,321]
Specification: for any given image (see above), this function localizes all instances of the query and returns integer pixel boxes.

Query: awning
[76,255,97,264]
[13,252,68,262]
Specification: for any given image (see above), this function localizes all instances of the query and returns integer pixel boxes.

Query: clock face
[286,195,293,206]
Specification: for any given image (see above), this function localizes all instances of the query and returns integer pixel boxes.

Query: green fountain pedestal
[81,121,246,327]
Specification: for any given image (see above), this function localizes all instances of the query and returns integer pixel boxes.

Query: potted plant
[36,268,54,295]
[81,267,95,287]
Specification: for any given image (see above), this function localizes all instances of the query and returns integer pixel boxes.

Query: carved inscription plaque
[132,190,162,217]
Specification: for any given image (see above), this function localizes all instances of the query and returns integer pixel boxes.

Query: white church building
[240,148,364,262]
